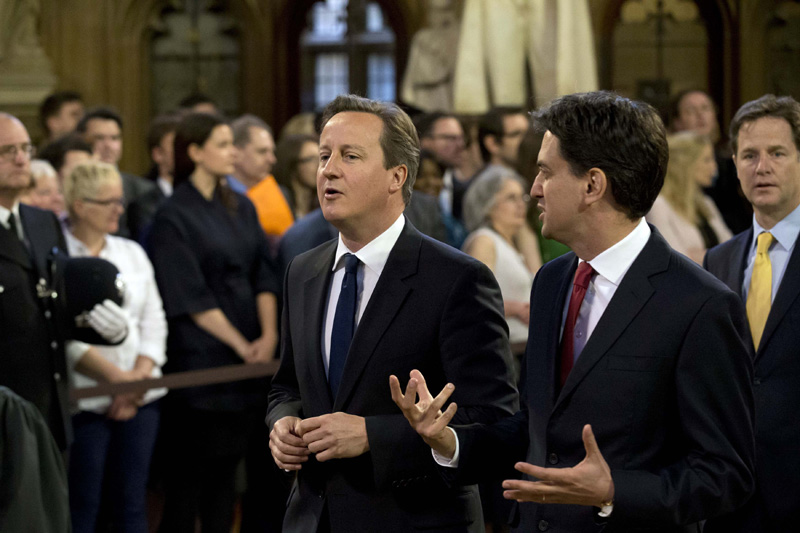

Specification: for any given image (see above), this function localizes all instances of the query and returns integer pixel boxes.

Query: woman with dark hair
[147,112,279,532]
[273,133,319,220]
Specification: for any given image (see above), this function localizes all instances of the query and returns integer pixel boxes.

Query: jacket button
[754,378,761,386]
[548,453,558,465]
[54,372,61,382]
[0,285,4,293]
[50,341,58,350]
[44,310,52,318]
[538,519,549,531]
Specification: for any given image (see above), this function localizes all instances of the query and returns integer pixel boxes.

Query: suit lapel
[723,230,752,295]
[554,231,668,410]
[20,205,55,277]
[332,225,418,411]
[539,255,576,410]
[302,241,337,412]
[0,223,31,270]
[758,232,800,358]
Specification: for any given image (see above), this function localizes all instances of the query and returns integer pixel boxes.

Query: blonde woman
[647,131,732,263]
[63,160,167,533]
[19,159,65,216]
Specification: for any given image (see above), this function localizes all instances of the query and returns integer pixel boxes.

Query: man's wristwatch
[598,498,614,517]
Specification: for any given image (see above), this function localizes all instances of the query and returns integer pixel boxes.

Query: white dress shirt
[435,218,651,467]
[742,202,800,303]
[321,214,405,376]
[65,231,168,413]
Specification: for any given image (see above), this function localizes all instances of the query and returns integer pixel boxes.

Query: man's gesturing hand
[502,424,614,507]
[389,369,458,459]
[297,413,369,462]
[269,416,310,471]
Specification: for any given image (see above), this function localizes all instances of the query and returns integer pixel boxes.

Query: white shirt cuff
[431,427,460,468]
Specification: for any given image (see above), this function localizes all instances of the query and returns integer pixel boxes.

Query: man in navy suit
[267,95,517,532]
[392,92,755,532]
[704,94,800,532]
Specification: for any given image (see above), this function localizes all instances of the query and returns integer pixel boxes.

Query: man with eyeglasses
[0,112,127,452]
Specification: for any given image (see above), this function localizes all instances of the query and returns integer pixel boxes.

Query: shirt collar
[333,214,406,276]
[0,201,21,227]
[581,218,651,286]
[750,202,800,253]
[65,230,109,258]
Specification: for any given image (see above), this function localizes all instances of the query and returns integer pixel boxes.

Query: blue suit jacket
[704,228,800,531]
[453,228,755,532]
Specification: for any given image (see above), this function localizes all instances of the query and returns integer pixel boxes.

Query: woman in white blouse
[646,132,733,264]
[462,166,541,356]
[63,160,167,533]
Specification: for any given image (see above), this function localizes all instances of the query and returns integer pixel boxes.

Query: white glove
[87,299,129,344]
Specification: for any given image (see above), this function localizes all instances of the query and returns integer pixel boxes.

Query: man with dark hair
[38,132,93,182]
[39,90,84,143]
[127,113,182,243]
[268,94,517,532]
[393,91,755,532]
[77,107,155,238]
[229,114,294,245]
[670,89,752,233]
[477,107,528,170]
[704,94,800,532]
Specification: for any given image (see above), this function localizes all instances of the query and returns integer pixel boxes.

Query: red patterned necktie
[559,261,595,387]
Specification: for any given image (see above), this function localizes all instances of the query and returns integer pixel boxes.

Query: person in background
[273,133,319,220]
[127,113,182,243]
[39,90,84,144]
[39,132,94,185]
[147,112,279,533]
[19,159,65,216]
[462,166,540,357]
[647,131,732,264]
[77,107,156,239]
[179,93,221,116]
[670,89,752,233]
[62,160,167,533]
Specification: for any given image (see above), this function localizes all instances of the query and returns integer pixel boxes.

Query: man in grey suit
[704,94,800,532]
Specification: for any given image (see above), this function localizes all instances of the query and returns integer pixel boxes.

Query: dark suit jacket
[704,228,800,532]
[0,205,71,449]
[268,221,518,533]
[452,228,755,532]
[127,181,166,244]
[118,172,157,239]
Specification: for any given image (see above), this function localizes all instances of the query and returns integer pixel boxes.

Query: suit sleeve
[365,260,519,489]
[610,290,756,526]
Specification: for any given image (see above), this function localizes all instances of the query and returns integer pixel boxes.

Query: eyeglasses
[82,197,126,208]
[0,143,36,161]
[497,193,531,205]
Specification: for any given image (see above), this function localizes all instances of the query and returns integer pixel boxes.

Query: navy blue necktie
[328,253,360,397]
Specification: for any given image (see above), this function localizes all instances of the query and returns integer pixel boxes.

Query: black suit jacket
[127,181,166,244]
[0,205,71,449]
[268,221,518,533]
[704,228,800,531]
[452,228,755,532]
[118,172,157,239]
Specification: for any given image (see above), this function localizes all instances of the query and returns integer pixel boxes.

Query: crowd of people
[1,83,798,533]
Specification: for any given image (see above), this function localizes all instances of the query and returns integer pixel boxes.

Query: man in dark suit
[0,112,126,450]
[703,94,800,532]
[392,92,755,532]
[267,95,518,533]
[77,107,156,239]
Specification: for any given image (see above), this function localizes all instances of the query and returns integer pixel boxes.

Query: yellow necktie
[747,232,774,349]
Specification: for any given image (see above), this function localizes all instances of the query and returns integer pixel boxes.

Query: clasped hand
[270,413,369,470]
